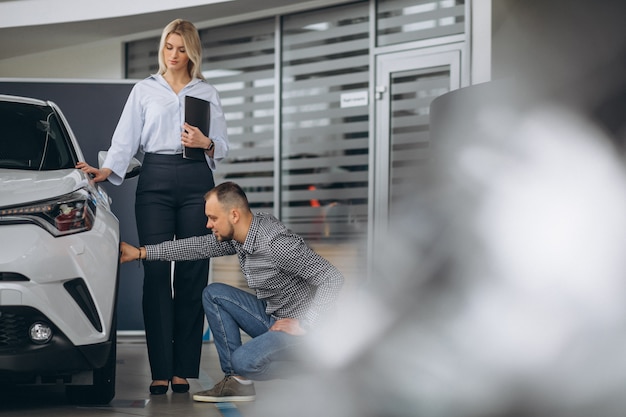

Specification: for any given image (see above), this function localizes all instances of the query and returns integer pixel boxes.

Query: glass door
[373,48,461,242]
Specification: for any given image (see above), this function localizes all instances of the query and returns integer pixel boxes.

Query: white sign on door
[340,91,368,108]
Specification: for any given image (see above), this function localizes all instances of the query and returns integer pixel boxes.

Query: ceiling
[0,0,337,60]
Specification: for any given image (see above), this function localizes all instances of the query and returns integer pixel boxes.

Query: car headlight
[0,189,96,237]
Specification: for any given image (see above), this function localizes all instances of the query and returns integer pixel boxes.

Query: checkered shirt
[145,212,344,328]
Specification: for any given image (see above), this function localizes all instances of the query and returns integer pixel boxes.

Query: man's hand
[120,241,141,263]
[270,318,306,336]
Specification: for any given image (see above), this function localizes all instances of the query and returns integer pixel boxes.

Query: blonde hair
[157,19,204,80]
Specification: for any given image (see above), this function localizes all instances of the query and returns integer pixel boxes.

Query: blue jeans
[202,282,306,381]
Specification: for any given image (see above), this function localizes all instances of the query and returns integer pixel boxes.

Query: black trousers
[135,153,214,380]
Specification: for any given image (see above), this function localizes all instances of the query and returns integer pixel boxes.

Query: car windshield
[0,101,76,171]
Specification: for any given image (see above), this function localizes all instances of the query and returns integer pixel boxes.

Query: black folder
[183,96,211,160]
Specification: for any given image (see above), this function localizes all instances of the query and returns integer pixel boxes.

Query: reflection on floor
[0,335,290,417]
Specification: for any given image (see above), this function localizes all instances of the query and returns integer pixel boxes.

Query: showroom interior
[2,0,626,416]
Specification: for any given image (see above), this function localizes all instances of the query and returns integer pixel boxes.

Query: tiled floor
[0,335,290,417]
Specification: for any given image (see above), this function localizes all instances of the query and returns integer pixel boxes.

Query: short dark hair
[204,181,250,211]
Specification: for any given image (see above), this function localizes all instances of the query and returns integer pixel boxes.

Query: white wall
[0,0,228,29]
[471,0,492,84]
[0,38,125,80]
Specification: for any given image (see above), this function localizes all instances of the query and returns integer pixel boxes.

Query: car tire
[65,318,117,405]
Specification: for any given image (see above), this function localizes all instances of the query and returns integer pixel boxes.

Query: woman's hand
[76,162,112,183]
[182,122,213,153]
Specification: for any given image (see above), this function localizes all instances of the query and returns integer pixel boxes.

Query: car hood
[0,168,92,208]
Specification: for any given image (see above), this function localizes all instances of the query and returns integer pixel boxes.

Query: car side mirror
[98,151,142,180]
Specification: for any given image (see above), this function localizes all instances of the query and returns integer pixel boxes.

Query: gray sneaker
[192,376,256,402]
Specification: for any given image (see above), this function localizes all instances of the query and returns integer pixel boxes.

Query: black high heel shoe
[171,383,189,393]
[149,382,169,395]
[171,377,190,393]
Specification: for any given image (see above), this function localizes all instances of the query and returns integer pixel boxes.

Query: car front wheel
[65,324,117,405]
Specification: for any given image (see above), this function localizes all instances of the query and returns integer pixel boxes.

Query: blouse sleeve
[103,85,144,185]
[204,86,229,170]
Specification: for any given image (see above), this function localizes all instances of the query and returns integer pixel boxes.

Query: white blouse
[103,73,229,185]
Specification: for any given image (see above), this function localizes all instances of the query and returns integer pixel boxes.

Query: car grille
[0,311,29,348]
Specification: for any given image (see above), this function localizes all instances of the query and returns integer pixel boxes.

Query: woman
[77,19,228,395]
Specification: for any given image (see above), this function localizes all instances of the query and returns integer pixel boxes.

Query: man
[120,181,344,402]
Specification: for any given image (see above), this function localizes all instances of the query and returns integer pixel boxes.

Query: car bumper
[0,211,119,348]
[0,306,113,380]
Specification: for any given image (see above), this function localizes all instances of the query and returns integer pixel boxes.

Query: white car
[0,95,136,405]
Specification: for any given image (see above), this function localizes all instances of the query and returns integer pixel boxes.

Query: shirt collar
[241,214,261,254]
[151,73,204,92]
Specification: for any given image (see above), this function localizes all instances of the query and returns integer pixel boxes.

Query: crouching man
[120,181,344,402]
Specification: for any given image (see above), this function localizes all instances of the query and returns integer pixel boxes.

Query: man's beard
[215,225,234,241]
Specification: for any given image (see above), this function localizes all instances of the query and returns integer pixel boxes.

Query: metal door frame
[368,45,464,269]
